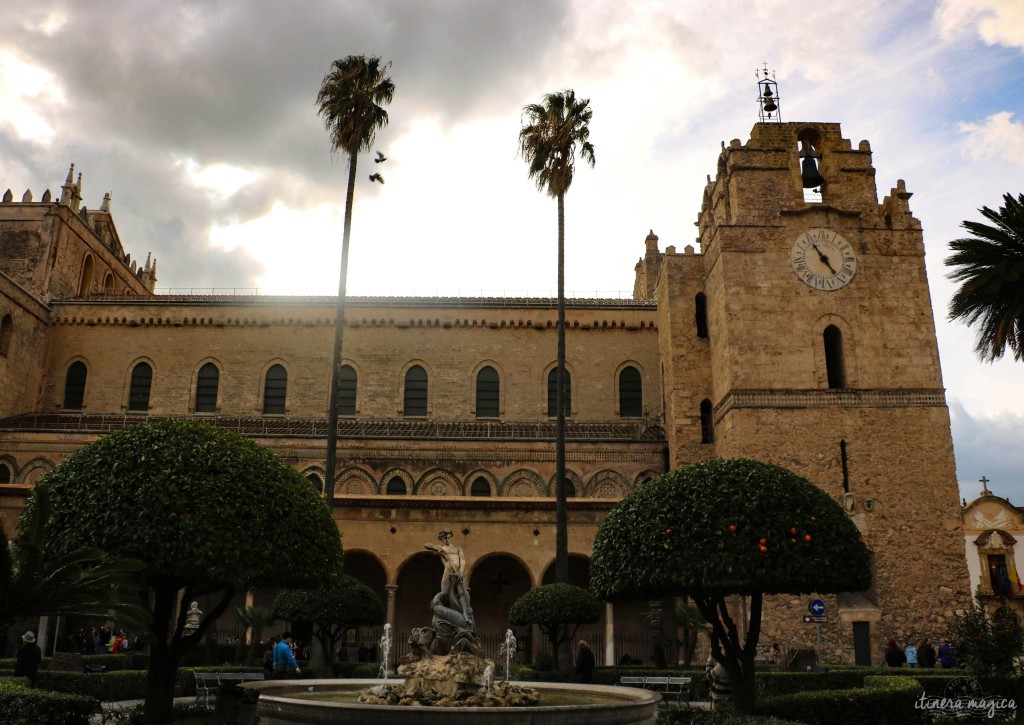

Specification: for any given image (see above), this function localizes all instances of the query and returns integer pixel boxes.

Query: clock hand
[810,243,837,274]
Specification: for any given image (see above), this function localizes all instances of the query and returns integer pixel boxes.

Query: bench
[194,672,264,705]
[618,675,692,707]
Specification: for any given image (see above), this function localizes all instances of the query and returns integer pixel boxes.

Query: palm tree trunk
[325,154,358,509]
[555,191,568,585]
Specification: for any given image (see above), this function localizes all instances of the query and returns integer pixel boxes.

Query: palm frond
[518,89,596,198]
[945,192,1024,362]
[316,55,395,157]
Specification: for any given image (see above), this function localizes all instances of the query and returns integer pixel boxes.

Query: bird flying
[369,173,384,184]
[375,151,387,163]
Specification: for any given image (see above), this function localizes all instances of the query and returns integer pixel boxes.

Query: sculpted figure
[425,529,475,631]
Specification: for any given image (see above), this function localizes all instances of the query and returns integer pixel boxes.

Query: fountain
[244,530,660,723]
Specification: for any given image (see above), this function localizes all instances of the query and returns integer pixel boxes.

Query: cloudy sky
[1,0,1021,502]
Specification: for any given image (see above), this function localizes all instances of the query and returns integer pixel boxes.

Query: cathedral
[0,118,970,666]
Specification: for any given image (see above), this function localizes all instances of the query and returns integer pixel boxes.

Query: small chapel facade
[0,120,970,665]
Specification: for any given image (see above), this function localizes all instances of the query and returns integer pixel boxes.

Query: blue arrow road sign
[809,598,826,616]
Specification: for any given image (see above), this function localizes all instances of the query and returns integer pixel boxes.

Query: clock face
[791,228,857,291]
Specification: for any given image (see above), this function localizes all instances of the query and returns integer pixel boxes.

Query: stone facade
[961,483,1024,620]
[0,122,970,666]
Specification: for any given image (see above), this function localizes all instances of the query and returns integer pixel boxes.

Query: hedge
[24,665,263,702]
[658,709,799,725]
[756,675,923,724]
[0,678,97,725]
[0,654,149,672]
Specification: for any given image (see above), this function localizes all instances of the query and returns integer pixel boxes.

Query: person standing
[273,632,301,679]
[575,640,596,683]
[14,632,42,688]
[905,641,918,668]
[262,636,279,680]
[884,639,904,667]
[918,638,936,669]
[938,640,957,668]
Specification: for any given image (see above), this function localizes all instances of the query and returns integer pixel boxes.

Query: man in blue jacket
[273,632,301,679]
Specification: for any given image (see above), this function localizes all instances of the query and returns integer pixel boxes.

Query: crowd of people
[52,626,138,656]
[884,637,958,668]
[260,632,310,679]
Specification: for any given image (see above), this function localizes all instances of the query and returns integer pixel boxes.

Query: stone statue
[424,529,478,654]
[184,601,203,632]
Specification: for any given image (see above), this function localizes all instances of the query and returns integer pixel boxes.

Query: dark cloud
[0,0,566,288]
[951,401,1024,504]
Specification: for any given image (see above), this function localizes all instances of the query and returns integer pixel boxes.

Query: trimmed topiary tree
[29,419,344,725]
[590,458,871,713]
[947,594,1024,678]
[509,583,602,672]
[273,576,385,670]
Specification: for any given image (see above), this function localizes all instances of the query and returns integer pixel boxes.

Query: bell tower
[650,115,970,664]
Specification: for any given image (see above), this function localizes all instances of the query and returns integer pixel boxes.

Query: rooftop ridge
[51,294,656,308]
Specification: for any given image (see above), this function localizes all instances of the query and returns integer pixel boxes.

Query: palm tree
[1,486,145,643]
[518,90,595,585]
[946,192,1024,362]
[316,56,395,506]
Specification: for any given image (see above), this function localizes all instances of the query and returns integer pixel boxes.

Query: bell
[801,155,825,189]
[762,85,777,114]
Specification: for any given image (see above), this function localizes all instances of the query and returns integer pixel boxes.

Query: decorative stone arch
[337,466,377,495]
[300,465,326,496]
[613,361,646,417]
[546,469,584,498]
[540,552,594,588]
[462,469,499,497]
[471,359,505,419]
[541,360,578,418]
[500,469,545,498]
[467,550,536,584]
[586,469,628,499]
[633,469,661,490]
[379,467,414,496]
[0,454,17,484]
[813,313,858,389]
[121,356,157,411]
[257,358,291,414]
[102,270,115,294]
[189,357,224,414]
[399,359,433,417]
[415,468,461,496]
[18,457,55,485]
[345,547,392,589]
[78,253,95,296]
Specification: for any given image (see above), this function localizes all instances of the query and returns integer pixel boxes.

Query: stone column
[244,590,255,645]
[36,616,49,656]
[604,602,615,666]
[385,585,398,630]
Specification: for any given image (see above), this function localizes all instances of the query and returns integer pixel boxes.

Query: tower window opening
[700,399,714,444]
[386,476,407,495]
[0,464,10,484]
[695,293,709,339]
[470,477,491,497]
[824,325,846,389]
[797,128,824,204]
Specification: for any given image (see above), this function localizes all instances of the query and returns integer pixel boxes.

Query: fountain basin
[242,678,661,725]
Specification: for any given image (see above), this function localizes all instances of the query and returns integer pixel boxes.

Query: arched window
[557,478,577,498]
[386,476,407,495]
[195,362,219,413]
[307,473,325,496]
[78,255,94,296]
[404,365,428,417]
[547,368,572,418]
[63,361,87,410]
[263,364,287,414]
[0,314,12,357]
[824,325,846,389]
[695,293,709,339]
[128,362,153,412]
[339,365,357,416]
[470,477,491,497]
[102,272,115,294]
[700,399,714,444]
[0,464,10,484]
[619,366,643,417]
[475,366,500,418]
